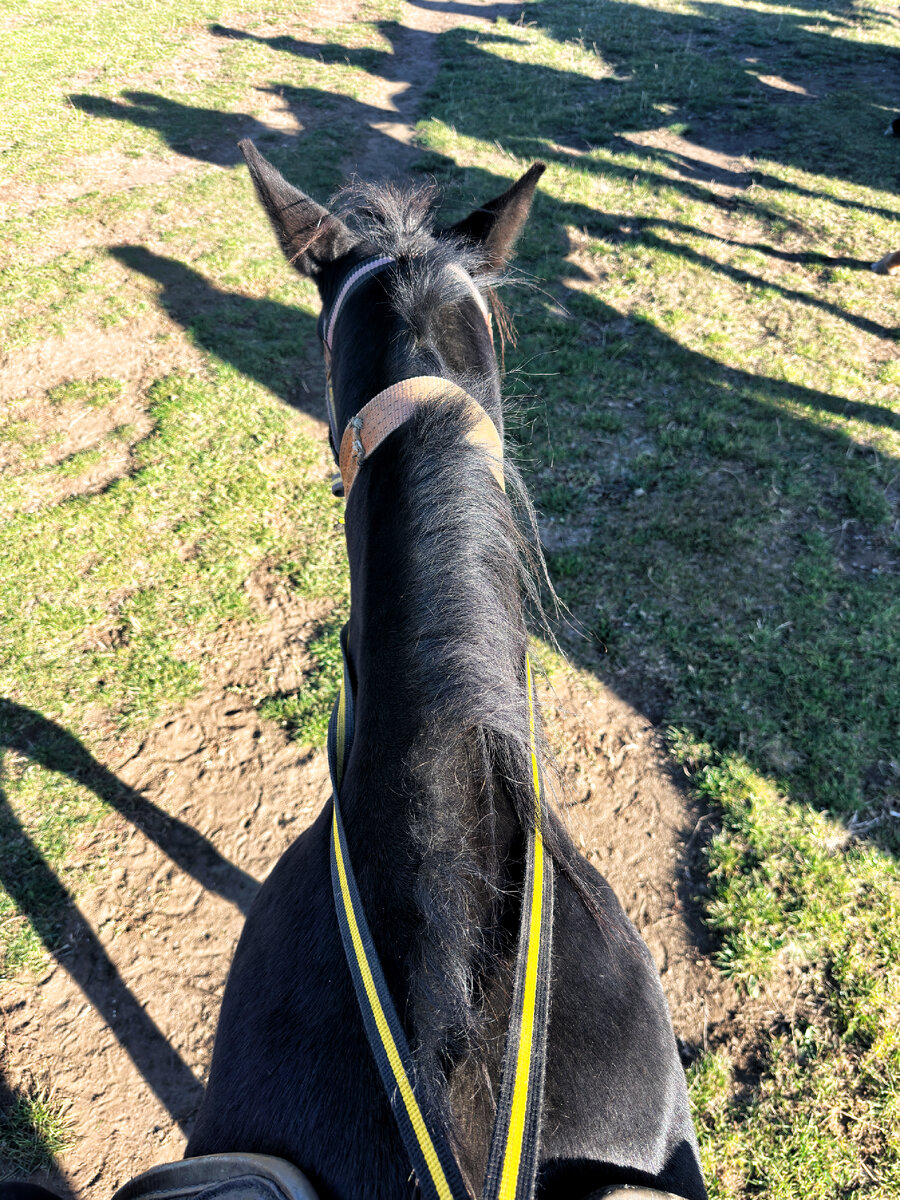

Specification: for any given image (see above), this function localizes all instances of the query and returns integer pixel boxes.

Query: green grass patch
[678,737,900,1197]
[53,447,104,478]
[46,378,123,408]
[0,370,342,734]
[258,618,345,748]
[0,0,401,187]
[0,1086,74,1177]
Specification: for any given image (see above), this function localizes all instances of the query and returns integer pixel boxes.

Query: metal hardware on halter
[348,415,365,469]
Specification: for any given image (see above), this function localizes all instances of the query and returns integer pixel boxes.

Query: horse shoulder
[539,858,706,1199]
[188,806,412,1197]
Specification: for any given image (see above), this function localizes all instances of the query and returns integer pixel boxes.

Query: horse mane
[386,400,610,1150]
[334,181,612,1150]
[384,401,542,1143]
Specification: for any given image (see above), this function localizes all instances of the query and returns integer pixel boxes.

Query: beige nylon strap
[338,376,505,497]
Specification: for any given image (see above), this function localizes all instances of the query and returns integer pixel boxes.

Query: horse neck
[336,402,531,1065]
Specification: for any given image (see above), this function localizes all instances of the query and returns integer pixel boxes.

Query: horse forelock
[332,180,503,341]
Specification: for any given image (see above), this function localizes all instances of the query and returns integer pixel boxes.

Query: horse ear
[238,139,355,278]
[447,163,546,270]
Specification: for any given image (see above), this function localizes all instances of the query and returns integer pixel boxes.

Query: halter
[321,255,500,497]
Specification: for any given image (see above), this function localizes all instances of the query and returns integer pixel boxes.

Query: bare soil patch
[0,153,207,222]
[543,668,735,1049]
[2,578,333,1197]
[617,128,759,195]
[0,319,207,514]
[1,319,203,407]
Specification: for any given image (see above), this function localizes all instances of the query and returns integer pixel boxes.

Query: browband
[339,376,505,497]
[323,255,394,351]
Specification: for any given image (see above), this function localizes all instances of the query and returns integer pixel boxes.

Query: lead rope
[481,652,554,1200]
[327,629,554,1200]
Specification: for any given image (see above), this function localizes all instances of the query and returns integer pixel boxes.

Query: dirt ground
[3,1,750,1194]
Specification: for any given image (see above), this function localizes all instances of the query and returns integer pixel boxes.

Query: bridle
[320,255,503,497]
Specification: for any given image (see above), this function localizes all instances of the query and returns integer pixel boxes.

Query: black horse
[181,145,707,1200]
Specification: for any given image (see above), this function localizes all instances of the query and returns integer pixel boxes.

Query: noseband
[321,255,503,497]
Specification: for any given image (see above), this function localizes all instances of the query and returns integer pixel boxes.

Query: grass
[411,2,900,826]
[680,740,900,1197]
[0,364,348,975]
[258,618,345,748]
[0,0,323,181]
[2,0,899,1191]
[46,378,124,408]
[0,0,373,987]
[0,373,341,728]
[0,1086,74,1177]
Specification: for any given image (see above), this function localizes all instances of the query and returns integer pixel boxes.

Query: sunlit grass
[0,1086,75,1175]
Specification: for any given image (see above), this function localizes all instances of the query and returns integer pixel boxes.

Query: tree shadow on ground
[0,786,203,1134]
[71,4,900,214]
[408,0,899,197]
[0,701,258,915]
[0,701,261,1145]
[65,88,343,172]
[567,205,896,340]
[408,0,525,16]
[108,247,321,418]
[67,92,273,168]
